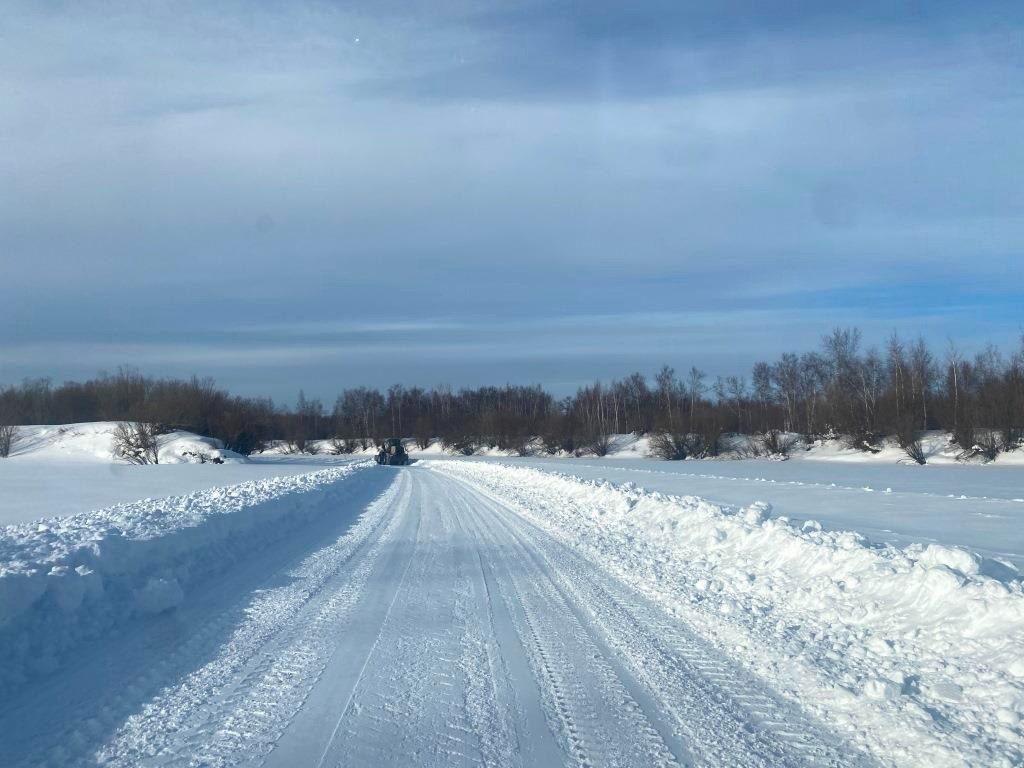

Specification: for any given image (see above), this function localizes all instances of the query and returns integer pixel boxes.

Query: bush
[510,434,534,457]
[951,423,976,456]
[326,437,348,455]
[903,440,927,465]
[180,449,224,464]
[697,422,725,458]
[584,433,612,457]
[112,422,161,465]
[843,430,882,453]
[442,435,477,456]
[0,424,17,458]
[760,430,796,458]
[540,426,574,455]
[975,431,1003,462]
[649,431,688,460]
[729,436,762,459]
[226,429,264,456]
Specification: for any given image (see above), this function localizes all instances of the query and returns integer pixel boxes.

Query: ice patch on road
[0,461,373,697]
[428,460,1024,767]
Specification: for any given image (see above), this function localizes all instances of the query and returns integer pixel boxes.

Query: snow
[1,425,1022,766]
[0,423,355,524]
[428,460,1024,767]
[3,466,876,767]
[399,430,1024,465]
[0,460,374,698]
[6,422,246,465]
[455,456,1024,571]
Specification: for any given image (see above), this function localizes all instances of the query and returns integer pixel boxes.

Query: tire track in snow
[451,478,683,768]
[1,466,397,768]
[443,469,876,768]
[314,471,509,767]
[93,471,411,768]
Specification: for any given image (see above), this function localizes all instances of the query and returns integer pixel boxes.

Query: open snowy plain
[1,427,1022,766]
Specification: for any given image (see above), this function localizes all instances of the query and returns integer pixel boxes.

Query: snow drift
[3,422,245,464]
[0,462,372,697]
[428,461,1024,767]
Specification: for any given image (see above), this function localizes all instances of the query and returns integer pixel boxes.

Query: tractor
[376,438,409,466]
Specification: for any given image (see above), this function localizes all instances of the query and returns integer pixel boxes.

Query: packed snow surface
[428,460,1024,767]
[1,452,1022,767]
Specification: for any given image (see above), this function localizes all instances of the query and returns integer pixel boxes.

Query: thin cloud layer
[1,1,1021,397]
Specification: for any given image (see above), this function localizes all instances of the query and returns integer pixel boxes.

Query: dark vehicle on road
[376,438,409,465]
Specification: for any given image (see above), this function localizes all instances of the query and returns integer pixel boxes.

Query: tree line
[1,329,1022,462]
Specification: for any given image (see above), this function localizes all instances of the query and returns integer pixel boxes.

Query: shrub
[649,431,688,460]
[510,435,534,457]
[0,424,17,458]
[903,440,927,465]
[951,423,976,456]
[442,435,477,455]
[326,437,349,455]
[760,430,796,458]
[975,431,1003,462]
[112,422,161,465]
[585,433,612,457]
[843,429,882,453]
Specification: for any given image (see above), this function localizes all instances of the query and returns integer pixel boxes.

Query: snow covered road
[2,462,1020,766]
[267,468,864,768]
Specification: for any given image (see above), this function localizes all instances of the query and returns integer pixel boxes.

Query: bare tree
[655,365,678,430]
[112,422,161,465]
[902,439,927,465]
[751,362,773,433]
[585,432,612,457]
[725,375,747,433]
[649,430,688,460]
[686,366,706,429]
[761,430,797,458]
[0,424,18,458]
[907,336,935,430]
[413,415,433,450]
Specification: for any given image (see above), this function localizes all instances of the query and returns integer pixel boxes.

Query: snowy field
[1,426,1022,766]
[456,456,1024,572]
[0,424,354,524]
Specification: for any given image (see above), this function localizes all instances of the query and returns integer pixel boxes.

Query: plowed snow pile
[429,461,1024,767]
[0,461,372,697]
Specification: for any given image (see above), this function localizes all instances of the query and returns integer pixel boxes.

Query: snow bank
[0,462,372,697]
[256,430,1024,465]
[429,461,1024,767]
[4,422,246,464]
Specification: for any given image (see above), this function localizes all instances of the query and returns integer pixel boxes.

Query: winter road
[0,464,871,767]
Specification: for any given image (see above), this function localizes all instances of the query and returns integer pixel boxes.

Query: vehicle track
[9,464,876,767]
[455,476,874,767]
[97,472,413,767]
[454,481,684,768]
[313,474,494,767]
[0,466,396,768]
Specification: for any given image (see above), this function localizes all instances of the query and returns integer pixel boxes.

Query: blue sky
[1,1,1022,400]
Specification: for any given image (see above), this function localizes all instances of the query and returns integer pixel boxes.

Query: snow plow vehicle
[376,438,410,465]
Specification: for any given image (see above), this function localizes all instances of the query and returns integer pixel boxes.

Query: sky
[1,0,1022,401]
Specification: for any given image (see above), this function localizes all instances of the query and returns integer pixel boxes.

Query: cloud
[1,1,1021,396]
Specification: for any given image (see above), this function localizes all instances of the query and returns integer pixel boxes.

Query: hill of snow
[0,424,345,525]
[4,423,245,465]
